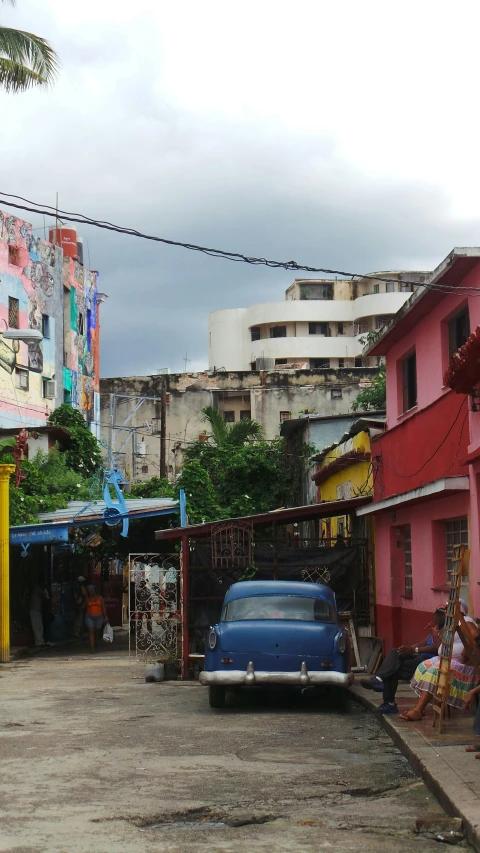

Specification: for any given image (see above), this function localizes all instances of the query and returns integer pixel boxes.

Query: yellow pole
[0,464,15,664]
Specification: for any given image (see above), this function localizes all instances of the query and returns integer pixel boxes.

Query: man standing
[74,575,87,637]
[360,606,446,714]
[29,575,54,648]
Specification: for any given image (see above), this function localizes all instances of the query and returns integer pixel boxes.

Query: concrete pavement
[351,680,480,851]
[0,649,473,853]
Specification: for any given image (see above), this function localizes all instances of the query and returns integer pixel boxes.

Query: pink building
[357,249,480,650]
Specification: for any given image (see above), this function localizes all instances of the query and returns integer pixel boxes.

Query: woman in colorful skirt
[399,600,478,722]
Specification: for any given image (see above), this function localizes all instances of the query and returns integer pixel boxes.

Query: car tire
[208,685,226,709]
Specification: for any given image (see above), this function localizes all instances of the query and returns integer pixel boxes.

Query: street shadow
[221,685,354,715]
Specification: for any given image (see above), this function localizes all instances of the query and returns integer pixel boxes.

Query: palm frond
[201,406,229,447]
[0,27,59,91]
[227,419,263,446]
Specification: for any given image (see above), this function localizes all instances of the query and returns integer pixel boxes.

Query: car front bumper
[199,660,353,688]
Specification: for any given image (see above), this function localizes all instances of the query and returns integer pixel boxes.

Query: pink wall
[374,491,473,650]
[385,265,480,428]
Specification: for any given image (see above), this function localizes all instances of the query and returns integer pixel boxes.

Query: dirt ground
[0,647,472,853]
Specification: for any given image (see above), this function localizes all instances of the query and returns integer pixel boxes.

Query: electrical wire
[374,397,468,480]
[1,190,480,296]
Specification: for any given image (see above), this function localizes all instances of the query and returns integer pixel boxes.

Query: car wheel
[208,685,226,709]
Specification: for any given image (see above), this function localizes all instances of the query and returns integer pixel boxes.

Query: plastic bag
[103,622,114,643]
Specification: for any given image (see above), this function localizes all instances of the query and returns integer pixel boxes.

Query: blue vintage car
[200,580,352,707]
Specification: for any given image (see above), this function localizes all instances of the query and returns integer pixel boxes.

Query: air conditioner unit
[45,380,56,399]
[19,372,28,390]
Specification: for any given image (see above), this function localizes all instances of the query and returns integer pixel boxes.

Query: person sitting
[399,599,478,721]
[361,606,446,714]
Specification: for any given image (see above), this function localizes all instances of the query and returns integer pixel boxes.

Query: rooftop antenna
[183,351,190,372]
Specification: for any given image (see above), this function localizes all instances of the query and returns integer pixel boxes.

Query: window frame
[448,306,470,357]
[15,366,29,391]
[311,358,330,369]
[223,410,235,423]
[8,296,19,329]
[41,314,50,339]
[270,325,287,339]
[401,351,417,413]
[445,517,468,583]
[251,326,261,342]
[309,322,328,336]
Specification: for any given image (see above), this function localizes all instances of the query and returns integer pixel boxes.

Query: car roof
[223,580,335,605]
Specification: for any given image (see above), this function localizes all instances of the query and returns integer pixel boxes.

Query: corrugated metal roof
[37,498,178,524]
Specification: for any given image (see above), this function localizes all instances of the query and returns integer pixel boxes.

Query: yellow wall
[318,431,373,539]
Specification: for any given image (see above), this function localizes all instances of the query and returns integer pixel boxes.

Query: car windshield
[221,595,335,623]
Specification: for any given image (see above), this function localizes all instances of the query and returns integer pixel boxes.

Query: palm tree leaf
[0,27,59,89]
[227,419,263,446]
[0,57,44,92]
[201,405,229,446]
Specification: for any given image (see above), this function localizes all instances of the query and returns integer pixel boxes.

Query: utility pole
[160,377,167,479]
[0,464,15,663]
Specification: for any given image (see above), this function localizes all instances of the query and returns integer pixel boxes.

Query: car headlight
[336,632,346,654]
[208,629,217,650]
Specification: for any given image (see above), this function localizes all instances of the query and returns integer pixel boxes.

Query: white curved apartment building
[209,271,427,371]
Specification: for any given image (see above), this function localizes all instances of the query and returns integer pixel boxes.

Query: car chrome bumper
[199,661,353,687]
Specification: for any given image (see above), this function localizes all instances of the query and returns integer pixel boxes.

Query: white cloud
[1,0,480,374]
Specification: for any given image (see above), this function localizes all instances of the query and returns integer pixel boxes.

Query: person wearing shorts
[85,585,108,654]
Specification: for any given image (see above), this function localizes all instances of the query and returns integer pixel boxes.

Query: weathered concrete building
[100,367,379,483]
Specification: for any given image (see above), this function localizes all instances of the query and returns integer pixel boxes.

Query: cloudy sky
[2,0,480,376]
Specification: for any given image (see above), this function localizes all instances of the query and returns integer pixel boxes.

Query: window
[64,389,72,404]
[403,525,412,598]
[142,465,149,474]
[275,359,288,365]
[445,517,468,581]
[338,358,345,368]
[331,388,343,400]
[300,283,333,300]
[222,595,335,623]
[375,315,391,330]
[373,284,380,294]
[311,358,330,369]
[270,325,287,338]
[401,352,417,412]
[448,307,470,356]
[251,326,261,342]
[42,379,55,399]
[15,367,28,391]
[42,314,50,338]
[337,517,345,537]
[224,411,235,423]
[279,411,291,422]
[8,245,20,266]
[354,357,364,367]
[386,281,395,293]
[337,322,344,335]
[8,296,19,329]
[240,410,251,420]
[78,313,85,336]
[309,322,328,336]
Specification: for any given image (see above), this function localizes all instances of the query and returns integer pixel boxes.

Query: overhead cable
[1,191,480,295]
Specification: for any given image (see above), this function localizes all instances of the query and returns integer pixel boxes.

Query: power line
[1,190,480,296]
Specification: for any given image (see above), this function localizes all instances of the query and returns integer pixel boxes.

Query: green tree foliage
[351,366,386,412]
[175,459,222,524]
[48,404,102,476]
[201,405,262,447]
[9,448,94,525]
[0,0,59,93]
[176,407,308,522]
[130,476,174,499]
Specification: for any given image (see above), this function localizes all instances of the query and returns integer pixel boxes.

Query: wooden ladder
[432,546,480,732]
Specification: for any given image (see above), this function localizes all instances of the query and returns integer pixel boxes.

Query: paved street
[0,650,472,853]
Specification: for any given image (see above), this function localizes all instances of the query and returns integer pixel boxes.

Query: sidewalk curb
[350,684,480,852]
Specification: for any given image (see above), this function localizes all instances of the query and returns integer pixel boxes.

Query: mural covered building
[0,211,101,431]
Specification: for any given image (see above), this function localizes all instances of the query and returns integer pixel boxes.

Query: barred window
[403,525,412,598]
[8,296,19,329]
[445,517,468,581]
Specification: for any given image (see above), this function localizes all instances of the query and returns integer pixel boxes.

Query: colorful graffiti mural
[0,211,101,430]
